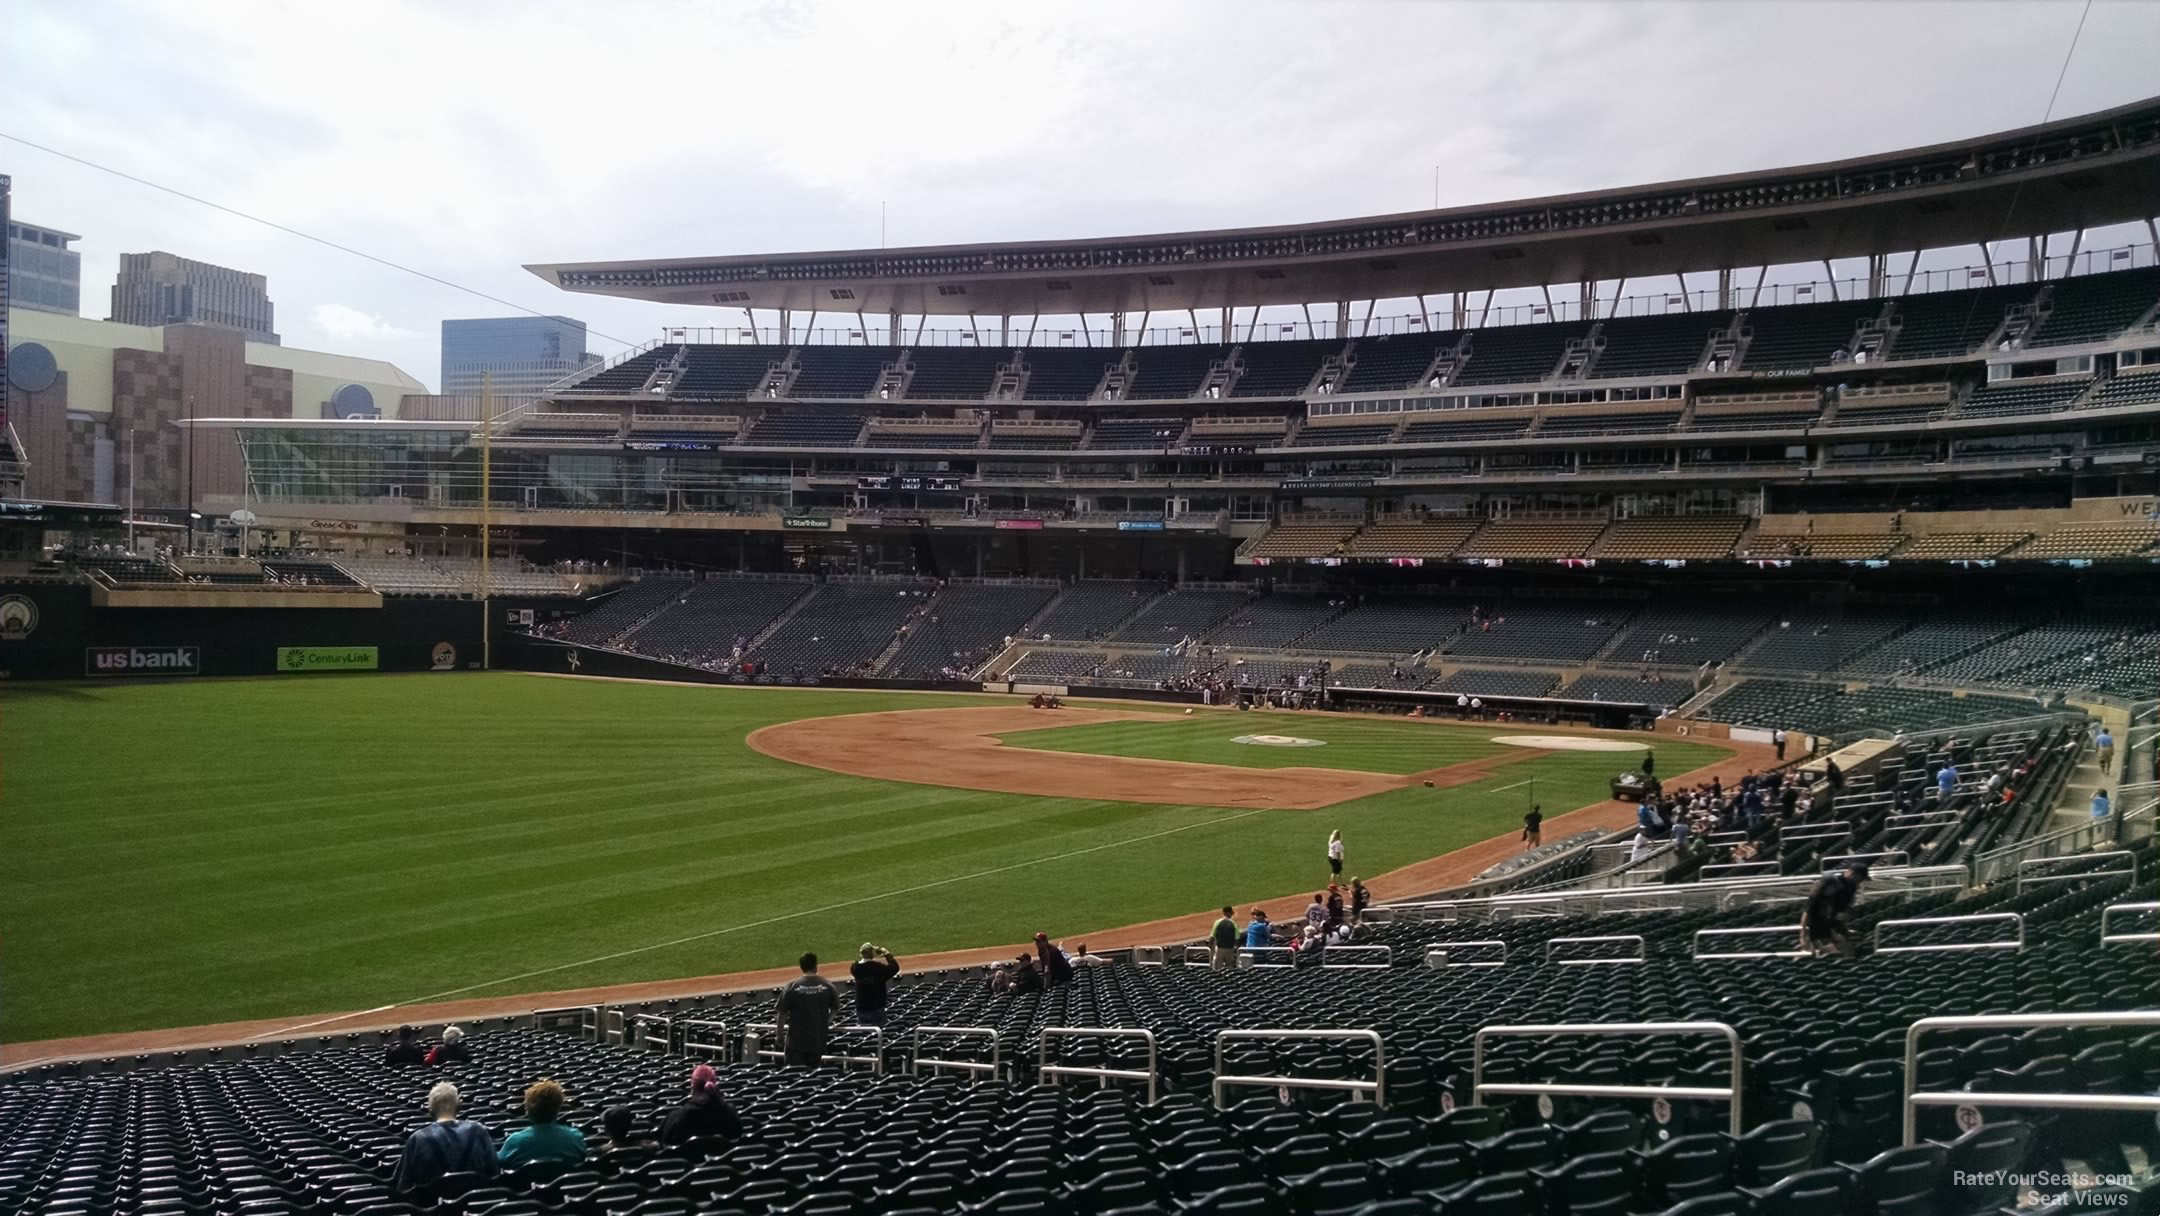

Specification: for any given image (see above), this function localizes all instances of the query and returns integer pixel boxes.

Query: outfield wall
[0,582,498,680]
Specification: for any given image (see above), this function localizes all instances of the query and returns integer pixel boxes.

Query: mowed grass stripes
[0,675,1725,1042]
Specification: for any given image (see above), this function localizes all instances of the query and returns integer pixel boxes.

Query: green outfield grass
[1,675,1725,1042]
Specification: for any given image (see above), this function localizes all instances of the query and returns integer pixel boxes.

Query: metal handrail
[1212,1028,1386,1110]
[633,1015,673,1052]
[602,1008,627,1046]
[1182,945,1217,965]
[1320,946,1394,969]
[1874,912,2024,954]
[1039,1027,1159,1105]
[2014,849,2138,893]
[1382,864,1971,921]
[532,1005,603,1042]
[1824,850,1906,870]
[1238,947,1297,969]
[1884,810,1963,831]
[2099,901,2160,945]
[1903,1012,2160,1145]
[1973,791,2157,883]
[1546,935,1647,966]
[911,1025,1001,1081]
[1780,821,1854,844]
[743,1022,785,1064]
[677,1018,732,1061]
[1425,940,1507,968]
[1692,925,1810,960]
[1473,1020,1744,1135]
[1699,861,1782,880]
[827,1025,886,1074]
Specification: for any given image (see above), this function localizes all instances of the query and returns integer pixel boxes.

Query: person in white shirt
[1327,830,1345,883]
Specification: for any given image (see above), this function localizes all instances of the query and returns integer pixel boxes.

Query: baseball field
[1,673,1731,1048]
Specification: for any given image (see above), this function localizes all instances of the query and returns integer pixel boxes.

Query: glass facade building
[440,316,597,399]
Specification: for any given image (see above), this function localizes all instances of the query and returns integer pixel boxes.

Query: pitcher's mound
[1492,735,1647,752]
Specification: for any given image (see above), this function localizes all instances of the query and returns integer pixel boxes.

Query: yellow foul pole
[480,373,493,670]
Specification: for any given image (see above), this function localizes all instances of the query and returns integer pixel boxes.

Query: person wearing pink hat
[659,1063,743,1146]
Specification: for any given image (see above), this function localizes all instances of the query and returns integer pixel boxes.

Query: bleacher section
[1740,609,1917,673]
[1695,678,2044,736]
[748,581,935,675]
[1588,312,1719,379]
[788,348,888,399]
[1125,346,1218,400]
[1591,517,1746,560]
[1088,417,1184,449]
[1736,301,1875,372]
[2025,266,2160,347]
[1398,411,1535,443]
[1602,605,1770,667]
[1457,519,1607,560]
[1298,598,1467,656]
[1017,348,1109,401]
[881,583,1060,678]
[1888,285,2029,361]
[1895,532,2030,560]
[1342,331,1454,392]
[1958,378,2089,418]
[676,346,780,399]
[568,345,675,394]
[1442,602,1632,663]
[1005,649,1109,682]
[2013,521,2160,558]
[1454,321,1586,385]
[2085,369,2160,410]
[1344,518,1481,559]
[1557,672,1694,707]
[1535,406,1682,437]
[1026,582,1164,641]
[560,576,694,645]
[1203,594,1343,649]
[1424,666,1561,698]
[1293,421,1397,447]
[619,578,813,665]
[1106,589,1252,644]
[1228,340,1337,397]
[903,347,1007,400]
[743,412,865,447]
[1243,519,1361,560]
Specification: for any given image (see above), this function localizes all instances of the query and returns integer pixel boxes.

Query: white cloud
[4,0,2158,395]
[310,303,418,344]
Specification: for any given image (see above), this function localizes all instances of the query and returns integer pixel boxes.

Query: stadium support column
[1579,281,1594,321]
[888,310,901,346]
[1717,268,1732,310]
[1868,255,1887,298]
[1111,312,1126,346]
[1220,306,1230,344]
[1452,293,1466,330]
[1335,301,1350,340]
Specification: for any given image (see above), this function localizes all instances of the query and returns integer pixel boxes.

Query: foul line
[1492,779,1537,792]
[219,803,1274,1046]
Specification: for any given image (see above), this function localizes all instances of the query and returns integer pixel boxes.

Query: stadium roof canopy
[530,96,2160,318]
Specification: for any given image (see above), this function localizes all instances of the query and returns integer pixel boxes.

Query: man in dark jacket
[850,944,900,1026]
[384,1026,428,1066]
[1034,933,1075,987]
[658,1064,743,1146]
[1801,863,1870,958]
[393,1082,498,1194]
[776,953,842,1067]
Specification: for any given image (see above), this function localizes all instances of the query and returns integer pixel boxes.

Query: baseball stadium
[3,68,2159,1216]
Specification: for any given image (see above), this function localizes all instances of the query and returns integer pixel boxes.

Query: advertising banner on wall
[276,646,379,672]
[86,646,202,677]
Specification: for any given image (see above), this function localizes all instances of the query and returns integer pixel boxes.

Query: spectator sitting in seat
[1034,932,1076,987]
[426,1024,470,1067]
[383,1025,428,1066]
[1072,942,1113,966]
[499,1079,585,1168]
[1006,952,1044,995]
[393,1082,498,1193]
[597,1105,649,1156]
[659,1064,743,1146]
[1801,862,1871,958]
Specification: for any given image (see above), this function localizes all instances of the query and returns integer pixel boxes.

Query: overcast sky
[6,0,2159,391]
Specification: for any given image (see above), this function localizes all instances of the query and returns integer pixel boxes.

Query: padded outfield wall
[0,584,509,681]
